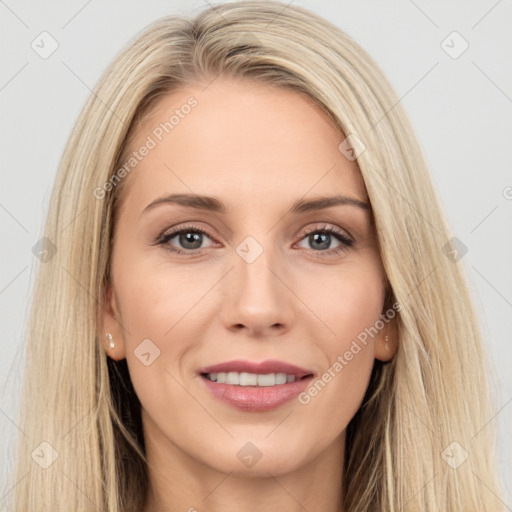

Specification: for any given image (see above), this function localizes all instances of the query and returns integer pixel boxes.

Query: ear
[374,290,399,362]
[98,284,127,361]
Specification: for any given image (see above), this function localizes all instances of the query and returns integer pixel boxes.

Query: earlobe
[99,285,127,361]
[373,287,399,362]
[374,318,398,362]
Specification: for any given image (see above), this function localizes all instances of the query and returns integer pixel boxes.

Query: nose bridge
[234,234,281,305]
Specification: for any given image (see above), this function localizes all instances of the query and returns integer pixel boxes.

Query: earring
[105,332,115,349]
[385,324,390,351]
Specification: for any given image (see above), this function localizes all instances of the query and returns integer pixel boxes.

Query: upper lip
[199,359,314,379]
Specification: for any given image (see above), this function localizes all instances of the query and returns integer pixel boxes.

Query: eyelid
[299,223,353,243]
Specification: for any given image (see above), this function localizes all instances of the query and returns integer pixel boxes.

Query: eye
[156,222,354,257]
[295,224,353,256]
[156,224,216,254]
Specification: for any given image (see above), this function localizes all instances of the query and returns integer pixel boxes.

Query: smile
[198,359,315,412]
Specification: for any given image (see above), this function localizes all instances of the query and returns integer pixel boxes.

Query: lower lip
[200,375,314,412]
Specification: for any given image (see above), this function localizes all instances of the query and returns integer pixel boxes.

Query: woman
[6,1,503,510]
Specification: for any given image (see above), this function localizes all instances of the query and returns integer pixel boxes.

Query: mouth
[197,359,315,411]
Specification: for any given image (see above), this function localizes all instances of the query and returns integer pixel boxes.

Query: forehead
[116,77,367,217]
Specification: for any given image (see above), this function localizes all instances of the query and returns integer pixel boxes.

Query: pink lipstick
[198,359,314,412]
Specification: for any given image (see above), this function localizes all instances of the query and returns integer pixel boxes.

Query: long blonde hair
[3,1,503,510]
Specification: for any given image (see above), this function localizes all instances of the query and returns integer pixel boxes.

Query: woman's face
[102,76,395,479]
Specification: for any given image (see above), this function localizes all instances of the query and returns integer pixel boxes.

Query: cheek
[112,252,204,341]
[110,249,220,404]
[114,273,200,439]
[296,254,385,344]
[293,253,384,428]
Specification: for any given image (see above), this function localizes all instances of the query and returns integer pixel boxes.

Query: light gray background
[1,0,511,506]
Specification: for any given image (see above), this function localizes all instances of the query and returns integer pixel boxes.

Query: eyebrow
[141,193,371,216]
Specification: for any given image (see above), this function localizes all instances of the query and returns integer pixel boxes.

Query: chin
[199,435,312,477]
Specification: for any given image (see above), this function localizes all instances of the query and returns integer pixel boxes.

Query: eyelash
[156,223,354,258]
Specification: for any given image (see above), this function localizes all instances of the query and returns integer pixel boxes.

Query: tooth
[257,373,276,386]
[275,373,287,385]
[225,372,240,385]
[207,371,299,385]
[239,372,258,386]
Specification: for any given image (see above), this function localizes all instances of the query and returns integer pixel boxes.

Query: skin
[101,76,397,512]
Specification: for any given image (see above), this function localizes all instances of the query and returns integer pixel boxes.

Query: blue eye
[296,224,353,257]
[157,224,214,254]
[156,223,353,257]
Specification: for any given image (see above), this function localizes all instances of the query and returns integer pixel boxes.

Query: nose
[220,242,295,338]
